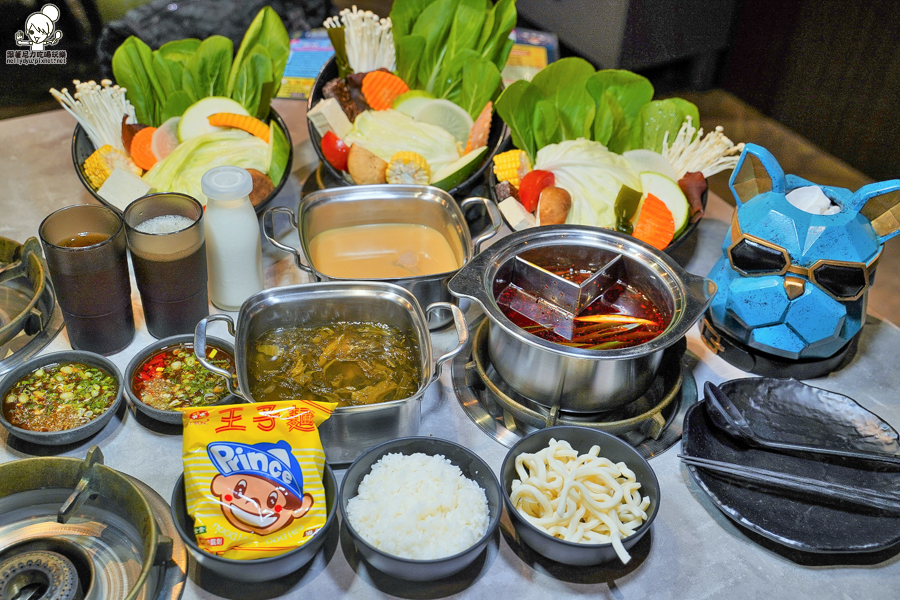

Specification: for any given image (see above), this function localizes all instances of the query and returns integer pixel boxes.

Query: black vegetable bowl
[487,168,708,254]
[171,463,337,582]
[0,350,124,446]
[307,56,509,199]
[72,108,293,214]
[339,436,503,581]
[123,334,240,426]
[500,425,660,566]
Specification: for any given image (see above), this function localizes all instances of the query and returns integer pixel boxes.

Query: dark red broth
[496,265,669,350]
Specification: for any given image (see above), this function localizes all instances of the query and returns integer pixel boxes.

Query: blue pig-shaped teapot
[704,144,900,376]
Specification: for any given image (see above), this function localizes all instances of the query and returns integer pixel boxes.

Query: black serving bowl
[123,334,239,426]
[500,426,660,566]
[307,56,509,198]
[0,350,123,445]
[72,109,293,214]
[487,169,708,254]
[339,436,502,581]
[171,464,337,582]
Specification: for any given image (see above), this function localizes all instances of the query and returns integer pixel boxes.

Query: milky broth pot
[193,282,468,463]
[448,225,716,412]
[263,184,500,329]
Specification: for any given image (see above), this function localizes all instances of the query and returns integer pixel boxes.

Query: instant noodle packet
[182,400,336,559]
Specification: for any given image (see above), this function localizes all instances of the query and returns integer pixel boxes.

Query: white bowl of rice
[339,437,502,581]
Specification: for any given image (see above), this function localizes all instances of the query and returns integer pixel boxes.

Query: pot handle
[447,246,497,315]
[57,446,103,524]
[426,302,468,383]
[682,271,717,317]
[194,314,242,398]
[262,207,315,275]
[460,196,502,253]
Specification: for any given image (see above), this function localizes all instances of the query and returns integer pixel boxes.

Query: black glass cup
[123,193,209,339]
[39,204,135,354]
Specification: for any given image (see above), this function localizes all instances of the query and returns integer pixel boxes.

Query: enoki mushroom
[50,79,136,153]
[324,5,395,73]
[662,116,744,179]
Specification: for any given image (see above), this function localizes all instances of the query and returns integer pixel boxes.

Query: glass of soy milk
[124,193,209,339]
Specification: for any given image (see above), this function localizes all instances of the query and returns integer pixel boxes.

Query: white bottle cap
[201,166,253,201]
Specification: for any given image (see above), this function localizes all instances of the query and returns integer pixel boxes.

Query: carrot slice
[465,101,492,153]
[631,193,675,250]
[130,126,158,171]
[207,113,269,141]
[361,71,410,111]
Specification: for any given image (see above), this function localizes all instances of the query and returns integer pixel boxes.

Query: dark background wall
[721,0,900,182]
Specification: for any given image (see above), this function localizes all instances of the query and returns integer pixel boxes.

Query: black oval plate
[682,378,900,554]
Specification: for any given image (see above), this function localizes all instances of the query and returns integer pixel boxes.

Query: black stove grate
[451,320,697,459]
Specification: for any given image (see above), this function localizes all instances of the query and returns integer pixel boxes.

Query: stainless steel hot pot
[193,282,467,463]
[263,184,500,328]
[448,225,715,412]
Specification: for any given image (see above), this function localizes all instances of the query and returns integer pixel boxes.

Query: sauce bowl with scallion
[124,334,239,426]
[0,350,123,445]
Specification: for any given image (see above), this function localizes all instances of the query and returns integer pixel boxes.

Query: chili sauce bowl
[124,334,239,426]
[0,350,124,445]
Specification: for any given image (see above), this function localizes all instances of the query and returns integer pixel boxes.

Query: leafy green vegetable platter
[71,109,293,214]
[67,6,293,213]
[306,55,508,197]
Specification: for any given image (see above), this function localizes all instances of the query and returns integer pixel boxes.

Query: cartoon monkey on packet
[209,441,315,536]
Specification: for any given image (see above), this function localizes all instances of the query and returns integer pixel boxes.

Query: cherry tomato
[321,131,349,171]
[518,170,555,212]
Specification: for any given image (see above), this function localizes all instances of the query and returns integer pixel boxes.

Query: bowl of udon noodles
[500,425,660,566]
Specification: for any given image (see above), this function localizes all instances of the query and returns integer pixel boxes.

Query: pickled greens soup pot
[194,282,467,463]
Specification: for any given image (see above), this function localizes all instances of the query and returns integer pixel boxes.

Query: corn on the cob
[492,149,531,187]
[83,145,141,189]
[385,151,431,185]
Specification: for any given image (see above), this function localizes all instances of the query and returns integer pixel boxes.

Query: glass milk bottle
[200,166,264,310]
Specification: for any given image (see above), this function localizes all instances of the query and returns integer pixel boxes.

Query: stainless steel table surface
[1,104,898,599]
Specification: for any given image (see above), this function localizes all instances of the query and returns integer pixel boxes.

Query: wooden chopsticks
[679,454,900,515]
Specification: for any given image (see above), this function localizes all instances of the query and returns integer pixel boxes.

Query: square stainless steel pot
[194,282,467,463]
[263,184,500,328]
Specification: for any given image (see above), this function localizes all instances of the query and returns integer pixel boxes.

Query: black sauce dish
[123,334,239,426]
[170,464,338,583]
[339,436,503,581]
[0,350,123,446]
[500,425,660,566]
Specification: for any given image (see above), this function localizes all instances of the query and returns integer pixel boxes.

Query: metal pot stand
[0,237,65,378]
[0,449,187,600]
[452,320,697,459]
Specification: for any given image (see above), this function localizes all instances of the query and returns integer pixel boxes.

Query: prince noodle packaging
[182,400,336,559]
